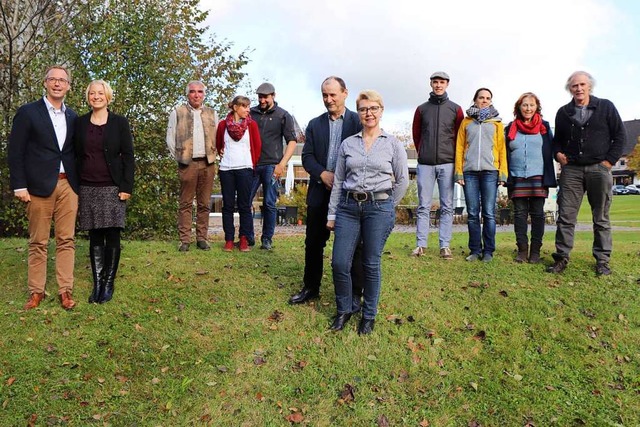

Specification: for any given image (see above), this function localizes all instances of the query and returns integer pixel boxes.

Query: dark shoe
[330,312,353,331]
[482,253,493,263]
[100,247,120,304]
[59,292,76,310]
[465,253,481,262]
[546,258,568,274]
[247,237,255,247]
[358,318,375,335]
[24,292,45,310]
[178,243,189,252]
[89,246,106,303]
[515,243,528,263]
[596,262,611,276]
[528,242,542,263]
[289,287,319,304]
[260,239,273,250]
[196,240,210,251]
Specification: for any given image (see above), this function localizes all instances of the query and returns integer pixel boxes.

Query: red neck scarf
[507,113,547,141]
[225,112,252,141]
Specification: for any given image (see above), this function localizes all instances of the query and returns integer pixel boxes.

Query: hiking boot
[411,247,425,257]
[595,262,611,276]
[223,241,234,252]
[546,258,568,274]
[239,236,250,252]
[515,243,528,263]
[440,247,453,260]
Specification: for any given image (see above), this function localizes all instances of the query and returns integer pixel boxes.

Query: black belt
[192,157,206,161]
[345,190,391,202]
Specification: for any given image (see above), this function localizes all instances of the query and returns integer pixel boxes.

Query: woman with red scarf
[216,96,262,251]
[505,92,557,263]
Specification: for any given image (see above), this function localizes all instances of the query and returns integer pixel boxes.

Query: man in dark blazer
[289,77,364,318]
[8,65,79,310]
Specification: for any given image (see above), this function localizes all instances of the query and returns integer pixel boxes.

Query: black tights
[89,227,121,249]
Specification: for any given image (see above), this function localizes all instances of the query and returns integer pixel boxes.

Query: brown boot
[515,243,528,263]
[529,242,542,264]
[59,292,76,310]
[24,293,45,310]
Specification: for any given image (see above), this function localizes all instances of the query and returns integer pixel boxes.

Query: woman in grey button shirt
[326,90,409,335]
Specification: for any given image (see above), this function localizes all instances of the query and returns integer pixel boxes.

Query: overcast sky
[202,0,640,133]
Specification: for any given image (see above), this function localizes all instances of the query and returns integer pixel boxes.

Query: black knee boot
[89,246,106,303]
[100,247,121,303]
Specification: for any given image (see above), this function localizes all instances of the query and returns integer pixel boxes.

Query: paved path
[208,218,637,238]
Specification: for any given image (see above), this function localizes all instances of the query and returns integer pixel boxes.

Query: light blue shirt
[326,114,344,172]
[508,131,544,178]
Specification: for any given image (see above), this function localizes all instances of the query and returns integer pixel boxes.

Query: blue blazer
[74,111,135,194]
[8,99,78,196]
[302,109,362,207]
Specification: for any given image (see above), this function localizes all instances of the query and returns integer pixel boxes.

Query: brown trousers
[178,159,215,243]
[26,178,78,295]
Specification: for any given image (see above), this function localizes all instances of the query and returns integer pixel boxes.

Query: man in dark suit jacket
[8,65,79,310]
[289,77,364,320]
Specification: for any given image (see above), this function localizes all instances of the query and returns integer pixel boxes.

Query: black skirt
[78,185,127,231]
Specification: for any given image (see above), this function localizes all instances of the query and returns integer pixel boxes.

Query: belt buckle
[353,192,368,202]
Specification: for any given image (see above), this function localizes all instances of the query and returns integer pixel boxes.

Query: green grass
[1,227,639,426]
[578,194,640,226]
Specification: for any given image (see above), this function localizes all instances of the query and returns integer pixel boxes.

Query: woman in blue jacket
[505,92,557,263]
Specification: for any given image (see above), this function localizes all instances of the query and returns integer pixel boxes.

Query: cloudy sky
[202,0,640,133]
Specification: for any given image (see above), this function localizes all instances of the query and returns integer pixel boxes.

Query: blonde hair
[85,80,114,105]
[356,90,384,109]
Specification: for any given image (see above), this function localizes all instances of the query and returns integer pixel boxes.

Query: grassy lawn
[578,194,640,227]
[1,225,639,426]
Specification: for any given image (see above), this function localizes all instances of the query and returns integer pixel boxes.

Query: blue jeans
[332,195,395,320]
[219,168,254,242]
[463,171,498,256]
[415,163,454,248]
[250,164,278,242]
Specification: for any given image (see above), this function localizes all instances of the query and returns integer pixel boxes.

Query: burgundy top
[80,123,113,186]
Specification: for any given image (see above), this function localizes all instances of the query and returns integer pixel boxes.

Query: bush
[277,182,308,224]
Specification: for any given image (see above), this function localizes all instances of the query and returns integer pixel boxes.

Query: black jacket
[302,109,362,208]
[553,96,626,166]
[74,111,135,194]
[8,99,78,196]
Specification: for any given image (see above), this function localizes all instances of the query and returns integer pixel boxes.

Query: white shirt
[218,129,253,171]
[43,96,68,173]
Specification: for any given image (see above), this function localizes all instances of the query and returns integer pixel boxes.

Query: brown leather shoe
[24,293,45,310]
[59,292,76,310]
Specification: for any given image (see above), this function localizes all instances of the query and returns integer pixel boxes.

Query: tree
[626,137,640,172]
[0,0,250,237]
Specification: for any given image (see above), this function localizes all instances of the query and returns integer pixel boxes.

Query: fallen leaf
[472,331,486,340]
[513,374,523,381]
[470,381,478,391]
[6,377,16,386]
[256,392,264,401]
[419,420,430,427]
[151,378,160,384]
[545,385,556,391]
[254,356,266,366]
[195,270,208,275]
[268,310,284,322]
[468,420,482,427]
[285,412,304,423]
[217,365,228,373]
[337,383,355,404]
[499,290,508,297]
[27,414,37,427]
[377,414,390,426]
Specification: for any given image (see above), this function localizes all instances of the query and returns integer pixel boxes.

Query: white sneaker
[411,247,425,257]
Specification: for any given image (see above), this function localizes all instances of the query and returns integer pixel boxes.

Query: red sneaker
[239,236,250,252]
[223,241,234,252]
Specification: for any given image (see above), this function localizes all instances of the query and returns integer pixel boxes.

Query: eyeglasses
[357,106,382,114]
[46,77,69,85]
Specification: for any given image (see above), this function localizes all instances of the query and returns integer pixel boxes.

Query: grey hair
[565,71,595,93]
[186,80,206,95]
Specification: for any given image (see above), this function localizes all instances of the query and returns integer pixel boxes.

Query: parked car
[613,185,629,195]
[625,185,640,195]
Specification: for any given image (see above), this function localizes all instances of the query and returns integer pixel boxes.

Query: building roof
[624,119,640,155]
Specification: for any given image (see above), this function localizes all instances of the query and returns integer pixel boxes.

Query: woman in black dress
[75,80,135,303]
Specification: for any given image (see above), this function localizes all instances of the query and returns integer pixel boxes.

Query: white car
[625,185,640,195]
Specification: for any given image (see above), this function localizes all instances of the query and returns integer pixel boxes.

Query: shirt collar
[43,96,66,113]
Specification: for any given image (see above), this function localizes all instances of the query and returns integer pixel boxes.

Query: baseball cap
[256,82,275,95]
[430,71,450,81]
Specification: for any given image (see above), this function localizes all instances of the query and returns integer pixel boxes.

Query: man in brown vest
[166,80,219,251]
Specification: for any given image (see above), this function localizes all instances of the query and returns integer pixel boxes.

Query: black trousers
[304,190,363,297]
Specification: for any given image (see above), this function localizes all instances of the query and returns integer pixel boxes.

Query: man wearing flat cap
[249,82,298,250]
[411,71,464,259]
